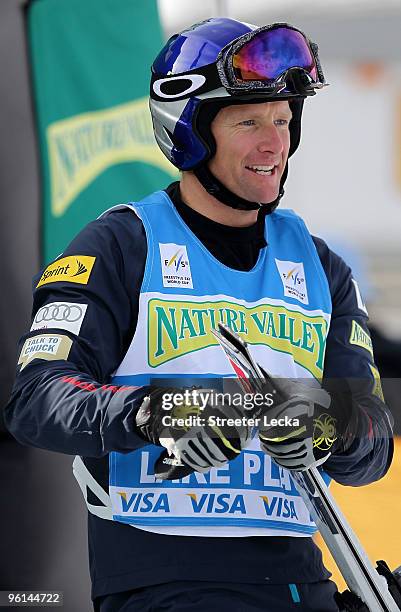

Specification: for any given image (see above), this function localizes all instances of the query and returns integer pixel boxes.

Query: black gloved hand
[258,372,359,471]
[135,386,253,476]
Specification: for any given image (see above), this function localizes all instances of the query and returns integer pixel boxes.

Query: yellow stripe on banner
[47,98,177,217]
[315,436,401,591]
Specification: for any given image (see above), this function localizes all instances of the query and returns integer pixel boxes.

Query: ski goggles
[219,23,326,95]
[151,23,327,102]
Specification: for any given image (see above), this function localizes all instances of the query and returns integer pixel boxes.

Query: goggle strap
[309,41,325,85]
[151,64,222,102]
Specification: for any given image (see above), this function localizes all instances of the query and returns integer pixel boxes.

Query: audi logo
[35,304,83,323]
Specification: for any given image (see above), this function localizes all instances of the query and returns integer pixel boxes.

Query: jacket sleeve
[4,207,149,458]
[313,236,394,486]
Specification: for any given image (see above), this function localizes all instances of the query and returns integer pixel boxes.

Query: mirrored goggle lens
[232,27,318,83]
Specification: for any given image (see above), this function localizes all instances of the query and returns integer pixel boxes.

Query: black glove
[258,373,359,472]
[135,386,253,476]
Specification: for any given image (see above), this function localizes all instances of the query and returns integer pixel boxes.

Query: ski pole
[211,323,400,612]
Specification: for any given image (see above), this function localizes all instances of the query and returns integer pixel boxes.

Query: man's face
[208,100,292,204]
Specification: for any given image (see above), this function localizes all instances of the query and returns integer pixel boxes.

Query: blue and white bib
[76,190,332,538]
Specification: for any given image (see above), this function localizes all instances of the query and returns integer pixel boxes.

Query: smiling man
[208,102,292,206]
[4,18,393,612]
[180,100,293,226]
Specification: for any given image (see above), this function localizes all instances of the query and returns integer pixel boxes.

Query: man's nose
[257,125,284,155]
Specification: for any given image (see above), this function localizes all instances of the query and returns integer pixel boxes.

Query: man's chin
[238,180,280,205]
[245,190,280,205]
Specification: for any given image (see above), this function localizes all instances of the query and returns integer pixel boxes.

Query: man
[4,18,393,611]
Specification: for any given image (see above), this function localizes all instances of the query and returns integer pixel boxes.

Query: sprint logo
[36,255,96,288]
[275,259,309,305]
[159,243,193,289]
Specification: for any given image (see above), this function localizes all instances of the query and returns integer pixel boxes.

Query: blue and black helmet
[150,18,327,208]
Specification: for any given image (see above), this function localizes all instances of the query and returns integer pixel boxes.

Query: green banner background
[28,0,177,263]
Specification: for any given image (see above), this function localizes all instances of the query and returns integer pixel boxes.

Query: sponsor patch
[349,320,373,356]
[369,364,385,402]
[275,259,309,305]
[351,279,368,315]
[147,298,328,379]
[18,334,72,370]
[108,443,318,533]
[31,302,88,335]
[36,255,95,288]
[159,243,193,288]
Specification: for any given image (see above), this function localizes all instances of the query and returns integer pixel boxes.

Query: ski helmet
[150,18,327,210]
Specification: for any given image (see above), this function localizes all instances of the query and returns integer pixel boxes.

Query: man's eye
[239,119,255,126]
[275,119,290,126]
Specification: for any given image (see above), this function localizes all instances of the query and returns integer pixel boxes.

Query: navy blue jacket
[4,186,393,599]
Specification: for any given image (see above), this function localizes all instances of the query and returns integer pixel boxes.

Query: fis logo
[187,493,246,514]
[275,259,309,305]
[165,249,187,272]
[260,495,299,520]
[117,491,170,513]
[159,243,193,288]
[285,267,304,287]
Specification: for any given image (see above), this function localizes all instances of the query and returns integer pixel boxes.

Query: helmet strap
[193,163,284,213]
